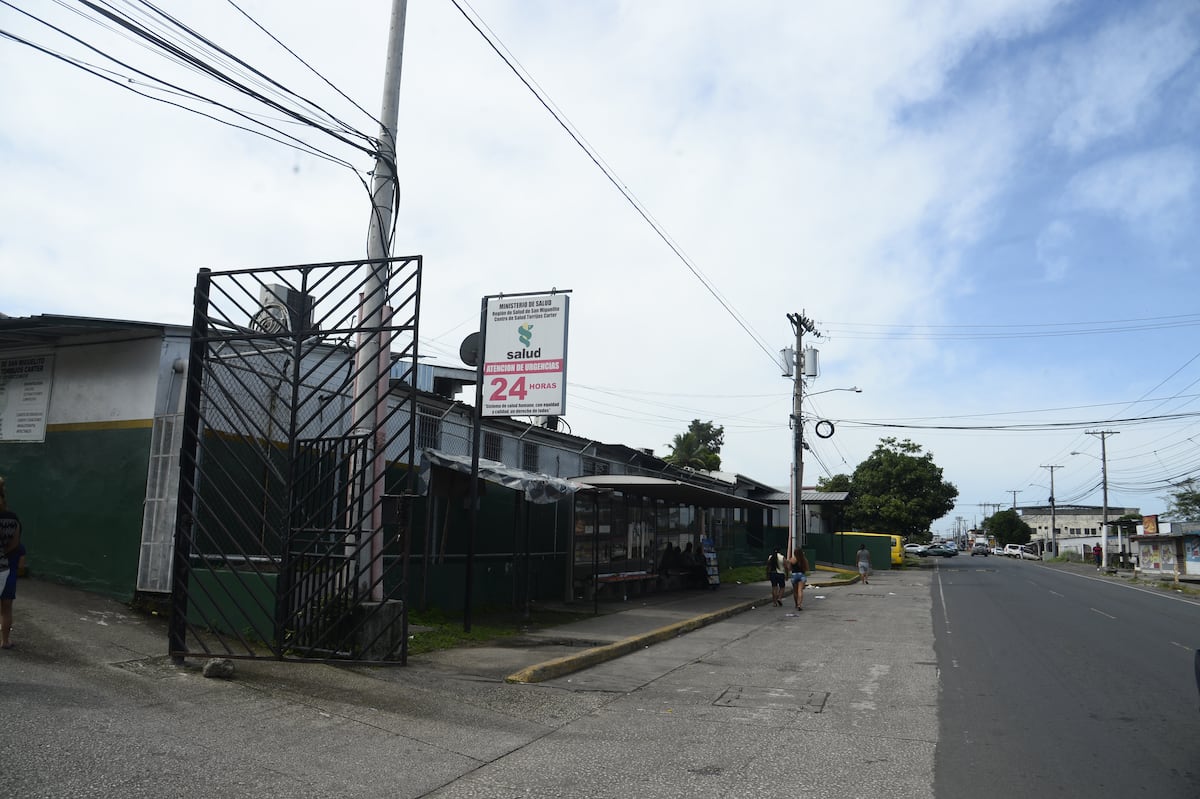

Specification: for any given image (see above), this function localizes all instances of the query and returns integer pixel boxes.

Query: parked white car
[1020,546,1041,561]
[991,546,1004,556]
[1003,544,1024,557]
[903,543,928,556]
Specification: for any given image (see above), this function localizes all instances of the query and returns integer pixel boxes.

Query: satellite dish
[459,332,480,367]
[250,302,289,334]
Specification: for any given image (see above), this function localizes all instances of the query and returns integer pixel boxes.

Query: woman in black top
[0,475,23,650]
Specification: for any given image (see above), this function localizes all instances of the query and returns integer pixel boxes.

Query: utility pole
[1086,430,1118,569]
[787,312,819,554]
[1041,465,1062,555]
[351,0,408,602]
[1008,489,1021,508]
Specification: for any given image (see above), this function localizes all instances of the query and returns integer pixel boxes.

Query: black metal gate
[168,256,421,664]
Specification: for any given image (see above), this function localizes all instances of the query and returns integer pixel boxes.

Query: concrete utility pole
[1041,465,1062,555]
[351,0,408,601]
[1008,489,1021,508]
[1086,430,1118,569]
[787,312,819,554]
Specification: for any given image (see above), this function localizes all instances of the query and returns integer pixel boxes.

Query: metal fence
[168,256,421,664]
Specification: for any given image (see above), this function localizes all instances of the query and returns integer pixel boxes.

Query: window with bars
[522,440,539,472]
[417,411,441,451]
[582,457,609,476]
[484,432,502,461]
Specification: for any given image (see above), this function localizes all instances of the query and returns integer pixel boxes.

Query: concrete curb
[505,595,770,684]
[505,573,862,684]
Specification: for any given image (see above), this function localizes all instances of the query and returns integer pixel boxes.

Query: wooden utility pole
[1086,430,1118,569]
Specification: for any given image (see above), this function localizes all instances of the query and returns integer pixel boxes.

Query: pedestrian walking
[1093,543,1102,569]
[0,475,23,650]
[766,548,787,606]
[788,548,809,610]
[856,543,872,584]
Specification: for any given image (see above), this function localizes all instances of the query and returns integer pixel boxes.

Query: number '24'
[489,376,528,401]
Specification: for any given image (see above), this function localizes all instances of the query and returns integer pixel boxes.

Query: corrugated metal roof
[0,314,185,349]
[572,475,770,510]
[757,490,849,504]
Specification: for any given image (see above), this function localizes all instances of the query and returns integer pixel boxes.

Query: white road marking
[1049,590,1064,597]
[1090,608,1116,619]
[1031,564,1200,606]
[936,566,951,635]
[1170,641,1193,652]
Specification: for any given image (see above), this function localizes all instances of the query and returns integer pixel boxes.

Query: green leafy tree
[816,474,852,493]
[983,508,1032,546]
[1165,480,1200,521]
[843,437,958,540]
[665,420,724,470]
[686,419,724,454]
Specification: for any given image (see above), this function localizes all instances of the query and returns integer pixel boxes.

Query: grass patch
[720,565,769,585]
[405,605,593,656]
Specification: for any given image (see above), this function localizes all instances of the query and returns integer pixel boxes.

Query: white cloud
[1035,220,1075,281]
[1047,1,1200,153]
[1064,146,1198,231]
[2,0,1198,524]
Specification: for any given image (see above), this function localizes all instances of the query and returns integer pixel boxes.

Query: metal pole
[169,268,212,664]
[465,296,488,632]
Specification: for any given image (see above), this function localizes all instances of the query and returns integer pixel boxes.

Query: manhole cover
[714,684,828,713]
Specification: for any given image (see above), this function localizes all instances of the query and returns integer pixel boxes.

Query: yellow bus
[840,532,904,566]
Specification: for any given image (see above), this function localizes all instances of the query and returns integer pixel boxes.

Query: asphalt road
[932,555,1200,798]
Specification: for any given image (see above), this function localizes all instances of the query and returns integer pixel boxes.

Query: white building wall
[51,338,164,423]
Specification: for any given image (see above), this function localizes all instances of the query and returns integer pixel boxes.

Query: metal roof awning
[572,475,771,510]
[0,314,184,348]
[418,449,584,505]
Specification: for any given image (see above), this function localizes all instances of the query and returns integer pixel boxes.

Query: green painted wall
[0,426,152,599]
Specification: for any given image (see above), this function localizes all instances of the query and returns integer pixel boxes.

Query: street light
[808,386,862,397]
[782,314,860,556]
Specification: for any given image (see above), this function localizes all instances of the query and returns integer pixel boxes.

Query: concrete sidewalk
[503,566,858,682]
[404,565,859,683]
[5,565,858,677]
[6,565,934,799]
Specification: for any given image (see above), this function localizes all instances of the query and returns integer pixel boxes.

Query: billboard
[481,293,569,417]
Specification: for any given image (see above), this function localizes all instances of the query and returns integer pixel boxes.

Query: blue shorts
[790,572,806,585]
[1,544,23,600]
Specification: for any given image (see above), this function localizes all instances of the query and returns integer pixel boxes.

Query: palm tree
[665,432,720,470]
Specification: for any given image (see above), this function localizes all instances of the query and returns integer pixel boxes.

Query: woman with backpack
[766,549,787,606]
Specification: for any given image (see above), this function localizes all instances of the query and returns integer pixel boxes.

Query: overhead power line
[445,0,781,369]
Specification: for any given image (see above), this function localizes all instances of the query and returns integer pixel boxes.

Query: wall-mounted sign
[0,354,54,442]
[481,293,569,417]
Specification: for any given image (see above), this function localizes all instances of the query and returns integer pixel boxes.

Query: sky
[3,0,1200,535]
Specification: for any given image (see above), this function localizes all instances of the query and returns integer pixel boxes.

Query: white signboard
[0,354,54,442]
[482,293,569,417]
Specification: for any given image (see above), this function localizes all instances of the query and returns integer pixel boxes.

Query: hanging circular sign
[814,419,835,439]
